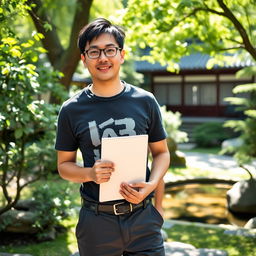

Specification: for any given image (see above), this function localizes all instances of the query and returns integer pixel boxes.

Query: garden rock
[244,217,256,229]
[221,137,243,154]
[164,242,228,256]
[15,199,38,211]
[0,209,38,234]
[227,178,256,215]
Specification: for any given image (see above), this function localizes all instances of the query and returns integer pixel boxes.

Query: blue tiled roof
[135,53,253,72]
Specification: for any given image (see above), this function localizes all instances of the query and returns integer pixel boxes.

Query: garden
[1,0,256,256]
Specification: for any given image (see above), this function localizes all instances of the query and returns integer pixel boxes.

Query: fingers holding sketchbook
[119,181,154,204]
[90,159,115,184]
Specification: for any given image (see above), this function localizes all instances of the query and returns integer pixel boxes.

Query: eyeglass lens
[87,47,119,59]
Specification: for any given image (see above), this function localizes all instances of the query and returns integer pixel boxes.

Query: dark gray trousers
[76,202,165,256]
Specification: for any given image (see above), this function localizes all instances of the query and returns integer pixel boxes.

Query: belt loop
[143,199,146,209]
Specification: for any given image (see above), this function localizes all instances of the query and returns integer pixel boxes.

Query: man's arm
[154,179,165,217]
[119,139,170,204]
[57,151,114,184]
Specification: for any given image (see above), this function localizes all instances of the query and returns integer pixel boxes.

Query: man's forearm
[58,162,93,183]
[149,151,170,190]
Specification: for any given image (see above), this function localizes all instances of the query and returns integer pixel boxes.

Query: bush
[193,122,234,147]
[0,34,67,215]
[32,183,73,240]
[223,80,256,165]
[160,106,188,144]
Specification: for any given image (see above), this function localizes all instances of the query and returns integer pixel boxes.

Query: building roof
[135,52,253,73]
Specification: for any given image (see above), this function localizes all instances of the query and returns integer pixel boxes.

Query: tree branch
[217,0,256,61]
[28,0,64,67]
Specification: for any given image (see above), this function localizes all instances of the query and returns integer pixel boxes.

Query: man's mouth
[97,65,112,71]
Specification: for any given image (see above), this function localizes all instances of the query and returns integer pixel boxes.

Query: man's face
[81,33,125,83]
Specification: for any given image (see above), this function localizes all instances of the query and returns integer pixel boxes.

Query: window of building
[185,83,216,105]
[154,84,168,105]
[155,83,181,105]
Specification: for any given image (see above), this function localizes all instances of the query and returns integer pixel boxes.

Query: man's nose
[98,50,108,60]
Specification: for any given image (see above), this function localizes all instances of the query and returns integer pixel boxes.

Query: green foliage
[32,183,73,239]
[0,32,67,214]
[160,106,188,143]
[122,0,256,70]
[223,82,256,164]
[164,223,256,256]
[120,59,144,86]
[193,122,234,147]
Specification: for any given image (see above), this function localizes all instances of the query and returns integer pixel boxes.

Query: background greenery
[1,0,256,255]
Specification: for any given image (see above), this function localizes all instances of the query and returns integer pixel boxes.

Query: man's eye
[105,48,115,54]
[89,50,99,55]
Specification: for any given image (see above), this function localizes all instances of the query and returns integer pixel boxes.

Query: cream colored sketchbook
[99,135,148,202]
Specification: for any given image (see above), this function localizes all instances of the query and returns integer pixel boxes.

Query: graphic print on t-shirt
[88,117,137,160]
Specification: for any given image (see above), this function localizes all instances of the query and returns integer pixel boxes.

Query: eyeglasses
[84,46,122,59]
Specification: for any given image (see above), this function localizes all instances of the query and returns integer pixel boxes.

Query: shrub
[223,79,256,164]
[193,122,234,147]
[160,106,188,144]
[32,183,73,240]
[0,34,67,215]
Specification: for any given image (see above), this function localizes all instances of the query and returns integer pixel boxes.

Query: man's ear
[81,54,87,68]
[120,49,125,64]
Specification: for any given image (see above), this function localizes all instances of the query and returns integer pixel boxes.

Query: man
[55,18,170,256]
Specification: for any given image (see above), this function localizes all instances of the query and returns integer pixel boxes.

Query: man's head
[78,18,125,55]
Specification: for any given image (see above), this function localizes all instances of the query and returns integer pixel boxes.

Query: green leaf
[14,128,23,139]
[10,47,21,57]
[244,110,256,118]
[233,83,256,94]
[2,37,17,45]
[2,67,9,75]
[43,23,52,31]
[32,32,45,41]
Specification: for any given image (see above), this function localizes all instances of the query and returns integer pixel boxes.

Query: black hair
[77,18,125,54]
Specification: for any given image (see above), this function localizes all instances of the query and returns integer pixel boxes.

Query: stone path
[164,151,256,183]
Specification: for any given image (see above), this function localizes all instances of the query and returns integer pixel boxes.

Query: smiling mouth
[97,65,112,71]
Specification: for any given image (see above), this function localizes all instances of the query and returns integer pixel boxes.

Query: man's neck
[90,79,124,97]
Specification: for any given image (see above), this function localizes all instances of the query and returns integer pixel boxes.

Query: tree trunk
[28,0,93,96]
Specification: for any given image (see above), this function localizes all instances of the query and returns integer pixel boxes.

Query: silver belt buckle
[113,202,133,215]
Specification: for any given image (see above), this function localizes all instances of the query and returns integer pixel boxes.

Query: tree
[122,0,256,165]
[0,0,66,216]
[223,74,256,165]
[122,0,256,71]
[27,0,93,92]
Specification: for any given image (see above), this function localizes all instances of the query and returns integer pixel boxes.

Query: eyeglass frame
[84,46,123,59]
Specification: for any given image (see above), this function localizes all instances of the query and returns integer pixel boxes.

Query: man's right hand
[91,159,115,184]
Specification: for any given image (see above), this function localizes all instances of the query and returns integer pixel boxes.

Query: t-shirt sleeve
[148,95,167,143]
[55,106,79,151]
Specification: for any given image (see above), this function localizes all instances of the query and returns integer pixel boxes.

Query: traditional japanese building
[135,53,254,118]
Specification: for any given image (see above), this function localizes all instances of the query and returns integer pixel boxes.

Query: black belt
[82,198,151,215]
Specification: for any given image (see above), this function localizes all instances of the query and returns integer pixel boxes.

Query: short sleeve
[148,95,167,142]
[55,106,79,151]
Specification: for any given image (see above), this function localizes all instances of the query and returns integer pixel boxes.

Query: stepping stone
[164,242,228,256]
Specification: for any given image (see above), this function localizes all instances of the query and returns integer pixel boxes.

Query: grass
[164,223,256,256]
[182,146,222,155]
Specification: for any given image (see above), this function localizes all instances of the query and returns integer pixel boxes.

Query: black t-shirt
[55,82,166,202]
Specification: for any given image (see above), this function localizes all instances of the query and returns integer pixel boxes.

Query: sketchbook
[99,135,148,202]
